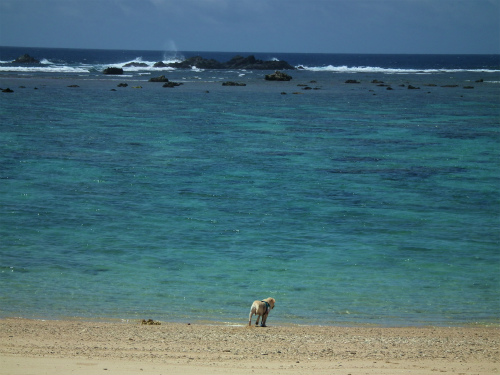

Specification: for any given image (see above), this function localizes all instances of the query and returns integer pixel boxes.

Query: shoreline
[1,314,499,328]
[1,318,498,375]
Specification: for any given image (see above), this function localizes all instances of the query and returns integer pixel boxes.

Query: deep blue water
[1,46,500,73]
[1,47,499,326]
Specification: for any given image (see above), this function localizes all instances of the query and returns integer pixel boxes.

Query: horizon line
[2,45,499,56]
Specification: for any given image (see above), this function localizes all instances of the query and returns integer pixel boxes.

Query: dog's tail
[249,304,257,316]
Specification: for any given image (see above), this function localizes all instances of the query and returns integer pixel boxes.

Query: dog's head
[263,297,275,309]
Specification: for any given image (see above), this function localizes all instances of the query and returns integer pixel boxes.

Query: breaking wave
[298,65,500,74]
[0,65,90,73]
[1,49,498,75]
[0,56,184,74]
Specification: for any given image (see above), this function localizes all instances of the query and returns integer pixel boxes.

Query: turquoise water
[1,64,499,325]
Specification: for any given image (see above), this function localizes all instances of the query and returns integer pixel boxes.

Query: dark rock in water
[2,88,14,93]
[123,62,149,67]
[224,55,257,68]
[13,54,40,64]
[153,61,168,68]
[265,71,292,81]
[168,56,224,69]
[103,67,124,75]
[162,81,183,88]
[149,75,169,82]
[117,83,128,87]
[224,55,294,70]
[67,85,79,88]
[463,86,474,89]
[386,87,393,90]
[281,92,287,95]
[222,81,246,86]
[345,79,360,84]
[371,79,384,84]
[408,85,420,89]
[441,84,459,88]
[165,55,295,70]
[475,79,484,83]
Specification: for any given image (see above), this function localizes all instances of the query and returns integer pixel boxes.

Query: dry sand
[1,318,498,375]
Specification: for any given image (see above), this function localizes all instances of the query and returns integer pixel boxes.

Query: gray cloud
[1,0,498,53]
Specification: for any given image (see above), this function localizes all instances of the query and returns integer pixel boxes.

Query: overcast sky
[1,0,499,54]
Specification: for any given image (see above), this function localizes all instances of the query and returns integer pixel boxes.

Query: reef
[149,75,169,82]
[123,62,149,67]
[165,55,295,70]
[222,81,247,86]
[265,71,293,81]
[12,54,40,64]
[103,67,124,75]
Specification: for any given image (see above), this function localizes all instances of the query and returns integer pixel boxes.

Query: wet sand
[1,318,498,374]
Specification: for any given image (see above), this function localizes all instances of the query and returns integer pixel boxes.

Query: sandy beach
[0,318,498,375]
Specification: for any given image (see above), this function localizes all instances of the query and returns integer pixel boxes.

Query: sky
[0,0,499,54]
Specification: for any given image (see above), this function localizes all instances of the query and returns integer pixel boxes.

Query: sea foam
[0,66,90,73]
[299,65,500,74]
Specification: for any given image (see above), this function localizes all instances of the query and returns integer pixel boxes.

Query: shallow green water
[1,69,499,326]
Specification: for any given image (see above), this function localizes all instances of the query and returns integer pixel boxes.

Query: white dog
[248,297,275,327]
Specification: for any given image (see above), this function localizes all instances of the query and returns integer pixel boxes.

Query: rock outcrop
[167,56,224,69]
[103,67,124,75]
[163,81,183,88]
[12,54,40,64]
[224,55,295,70]
[123,62,148,67]
[165,55,295,70]
[149,75,169,82]
[222,81,246,86]
[265,71,292,81]
[153,61,168,68]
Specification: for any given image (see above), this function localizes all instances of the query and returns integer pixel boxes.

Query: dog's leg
[255,314,260,326]
[261,313,268,327]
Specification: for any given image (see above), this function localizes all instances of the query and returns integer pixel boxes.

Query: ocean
[1,47,499,326]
